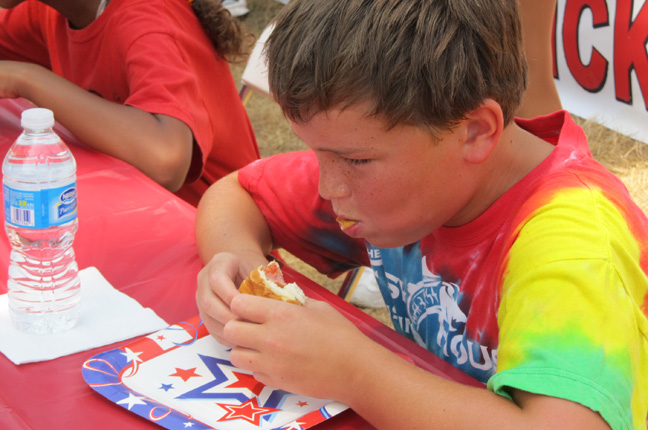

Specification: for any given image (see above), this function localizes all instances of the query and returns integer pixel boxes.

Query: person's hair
[190,0,254,63]
[266,0,527,133]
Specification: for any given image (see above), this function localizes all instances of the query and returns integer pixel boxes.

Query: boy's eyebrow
[291,124,375,155]
[313,146,374,157]
[292,130,369,156]
[318,146,365,154]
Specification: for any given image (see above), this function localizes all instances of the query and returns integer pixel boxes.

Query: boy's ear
[461,99,504,164]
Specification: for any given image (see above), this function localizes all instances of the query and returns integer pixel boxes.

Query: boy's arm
[195,172,274,344]
[195,171,273,265]
[0,61,193,191]
[339,341,612,429]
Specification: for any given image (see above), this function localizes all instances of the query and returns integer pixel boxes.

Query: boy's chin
[363,224,431,248]
[365,235,418,249]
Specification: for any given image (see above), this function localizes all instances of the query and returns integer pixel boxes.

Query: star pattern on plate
[281,422,306,430]
[169,367,201,382]
[176,355,249,402]
[226,371,265,396]
[159,383,174,392]
[216,397,281,426]
[121,347,144,364]
[116,392,147,410]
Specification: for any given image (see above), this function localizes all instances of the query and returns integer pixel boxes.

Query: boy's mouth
[336,217,358,230]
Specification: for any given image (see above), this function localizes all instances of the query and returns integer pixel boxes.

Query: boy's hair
[266,0,527,132]
[191,0,254,64]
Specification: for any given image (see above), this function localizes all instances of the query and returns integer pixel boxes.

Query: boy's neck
[488,123,554,195]
[455,123,555,227]
[504,122,556,181]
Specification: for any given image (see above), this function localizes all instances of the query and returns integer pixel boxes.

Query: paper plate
[82,315,347,430]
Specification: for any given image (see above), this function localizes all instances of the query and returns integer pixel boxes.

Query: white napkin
[0,266,168,365]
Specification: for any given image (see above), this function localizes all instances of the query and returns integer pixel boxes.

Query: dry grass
[231,0,648,327]
[576,116,648,209]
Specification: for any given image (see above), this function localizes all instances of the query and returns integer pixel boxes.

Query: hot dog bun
[239,261,306,305]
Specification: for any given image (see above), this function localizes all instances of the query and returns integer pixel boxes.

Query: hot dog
[239,261,306,305]
[336,218,357,230]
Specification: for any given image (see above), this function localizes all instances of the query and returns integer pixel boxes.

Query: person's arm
[195,172,273,265]
[517,0,563,118]
[0,60,193,191]
[338,344,611,429]
[195,172,274,345]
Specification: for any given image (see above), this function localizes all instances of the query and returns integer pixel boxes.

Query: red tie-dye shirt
[239,111,648,429]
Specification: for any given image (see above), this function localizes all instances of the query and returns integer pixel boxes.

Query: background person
[517,0,563,118]
[0,0,260,206]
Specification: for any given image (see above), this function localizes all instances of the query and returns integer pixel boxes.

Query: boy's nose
[318,160,350,201]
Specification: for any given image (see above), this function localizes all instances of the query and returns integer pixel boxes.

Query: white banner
[554,0,648,143]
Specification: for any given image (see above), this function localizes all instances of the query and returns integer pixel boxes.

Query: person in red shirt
[0,0,260,206]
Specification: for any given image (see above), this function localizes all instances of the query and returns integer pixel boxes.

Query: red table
[0,98,481,430]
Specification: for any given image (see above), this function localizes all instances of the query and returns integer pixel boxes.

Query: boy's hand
[196,252,267,347]
[222,292,370,402]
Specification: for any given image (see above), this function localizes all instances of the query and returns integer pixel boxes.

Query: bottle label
[3,183,77,229]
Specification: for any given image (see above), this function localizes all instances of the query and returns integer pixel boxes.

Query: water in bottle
[2,108,81,334]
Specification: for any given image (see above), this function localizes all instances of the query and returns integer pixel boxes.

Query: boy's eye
[345,158,371,165]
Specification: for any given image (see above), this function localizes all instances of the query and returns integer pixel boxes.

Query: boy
[195,0,648,429]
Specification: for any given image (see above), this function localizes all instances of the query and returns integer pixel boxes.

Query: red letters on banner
[558,0,648,110]
[614,0,648,107]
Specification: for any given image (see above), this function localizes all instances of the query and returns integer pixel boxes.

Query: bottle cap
[21,108,55,130]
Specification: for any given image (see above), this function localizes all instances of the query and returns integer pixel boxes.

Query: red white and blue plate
[82,315,347,430]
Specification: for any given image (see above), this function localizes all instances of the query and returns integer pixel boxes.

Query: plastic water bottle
[2,108,80,334]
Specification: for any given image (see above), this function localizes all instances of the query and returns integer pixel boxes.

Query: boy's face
[291,104,474,248]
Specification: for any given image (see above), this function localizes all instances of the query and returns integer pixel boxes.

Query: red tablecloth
[0,99,481,430]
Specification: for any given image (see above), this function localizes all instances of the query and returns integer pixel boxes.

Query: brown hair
[266,0,527,132]
[190,0,254,63]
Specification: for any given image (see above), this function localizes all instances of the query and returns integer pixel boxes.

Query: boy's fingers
[229,292,285,323]
[228,344,263,371]
[199,311,234,348]
[196,281,236,324]
[225,294,308,354]
[214,335,236,349]
[201,266,240,306]
[222,316,268,355]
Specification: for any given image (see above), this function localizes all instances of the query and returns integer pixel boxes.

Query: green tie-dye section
[489,188,648,430]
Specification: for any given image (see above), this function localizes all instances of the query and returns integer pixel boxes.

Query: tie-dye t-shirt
[238,111,648,430]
